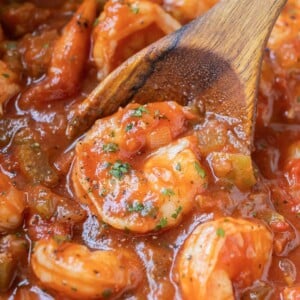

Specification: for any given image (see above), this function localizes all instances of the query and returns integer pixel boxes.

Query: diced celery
[0,253,16,292]
[209,152,256,190]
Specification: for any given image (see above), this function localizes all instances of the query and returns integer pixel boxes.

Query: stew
[0,0,299,299]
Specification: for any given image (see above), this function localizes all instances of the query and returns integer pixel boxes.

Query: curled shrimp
[0,172,25,233]
[0,60,20,114]
[175,217,273,300]
[92,0,180,80]
[19,0,97,106]
[163,0,218,24]
[73,101,207,233]
[267,0,300,67]
[31,239,142,299]
[283,286,300,300]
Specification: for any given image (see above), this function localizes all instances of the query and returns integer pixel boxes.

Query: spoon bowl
[67,0,287,153]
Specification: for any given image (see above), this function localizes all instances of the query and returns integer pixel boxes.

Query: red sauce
[0,0,299,299]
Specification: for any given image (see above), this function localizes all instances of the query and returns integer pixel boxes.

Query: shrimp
[0,172,25,233]
[163,0,218,24]
[258,0,300,123]
[73,101,207,233]
[175,217,273,300]
[92,0,181,80]
[19,0,97,106]
[31,239,142,299]
[0,60,20,114]
[267,0,300,68]
[283,286,300,300]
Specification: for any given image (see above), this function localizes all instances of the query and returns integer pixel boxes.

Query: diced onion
[147,126,172,150]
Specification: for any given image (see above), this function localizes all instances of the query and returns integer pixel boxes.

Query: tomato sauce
[0,0,300,299]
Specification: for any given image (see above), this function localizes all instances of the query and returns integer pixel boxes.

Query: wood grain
[67,0,287,152]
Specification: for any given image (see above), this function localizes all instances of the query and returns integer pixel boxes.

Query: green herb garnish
[93,18,99,26]
[216,227,225,237]
[175,162,182,171]
[171,206,183,219]
[127,202,145,213]
[109,161,131,179]
[125,123,134,132]
[102,143,119,153]
[102,288,112,298]
[130,3,140,14]
[131,105,148,117]
[194,162,206,178]
[161,188,175,196]
[156,217,168,230]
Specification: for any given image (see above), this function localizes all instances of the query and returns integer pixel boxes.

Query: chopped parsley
[216,227,225,237]
[102,289,112,298]
[125,123,134,132]
[93,18,99,27]
[127,202,157,217]
[171,206,183,219]
[109,161,131,179]
[156,217,168,230]
[102,143,119,153]
[53,234,71,244]
[194,162,206,178]
[99,188,107,197]
[127,202,145,213]
[5,41,17,50]
[175,162,182,171]
[129,3,140,14]
[2,73,9,78]
[161,188,175,196]
[131,105,148,117]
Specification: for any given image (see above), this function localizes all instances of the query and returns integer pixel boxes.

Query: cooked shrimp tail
[175,217,273,300]
[31,239,142,299]
[19,0,97,106]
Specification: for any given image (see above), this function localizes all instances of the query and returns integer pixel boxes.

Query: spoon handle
[178,0,287,144]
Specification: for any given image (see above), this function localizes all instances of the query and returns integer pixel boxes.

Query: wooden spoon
[67,0,287,153]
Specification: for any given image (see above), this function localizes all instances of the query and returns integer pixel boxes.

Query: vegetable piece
[13,128,59,187]
[28,185,86,223]
[0,252,15,292]
[209,152,256,190]
[0,3,51,38]
[147,126,172,150]
[0,234,28,292]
